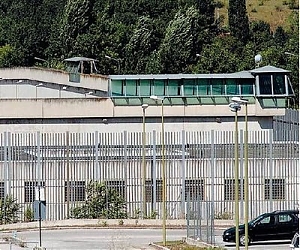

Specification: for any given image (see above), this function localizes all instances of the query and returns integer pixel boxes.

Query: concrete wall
[0,67,108,91]
[0,67,287,133]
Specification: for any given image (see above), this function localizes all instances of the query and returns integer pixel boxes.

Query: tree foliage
[0,195,21,224]
[70,181,127,219]
[0,0,298,98]
[228,0,250,43]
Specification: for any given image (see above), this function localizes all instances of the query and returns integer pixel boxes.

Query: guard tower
[64,57,98,83]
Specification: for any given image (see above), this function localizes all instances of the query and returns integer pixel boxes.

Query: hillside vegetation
[0,0,298,103]
[219,0,298,30]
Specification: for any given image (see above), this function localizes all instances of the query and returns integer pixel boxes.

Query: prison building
[0,60,298,221]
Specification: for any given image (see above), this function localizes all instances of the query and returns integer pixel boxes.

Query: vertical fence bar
[269,129,273,212]
[210,130,215,245]
[181,130,186,218]
[152,130,157,215]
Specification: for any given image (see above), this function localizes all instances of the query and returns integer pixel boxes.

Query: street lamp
[34,57,49,67]
[228,101,241,250]
[35,83,43,98]
[284,51,300,235]
[232,97,249,249]
[150,95,166,246]
[284,52,297,57]
[142,103,149,218]
[104,55,121,74]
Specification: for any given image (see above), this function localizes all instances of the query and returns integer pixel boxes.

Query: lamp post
[284,51,300,235]
[284,52,297,57]
[142,103,149,218]
[34,57,50,68]
[232,97,249,249]
[104,55,121,74]
[229,101,241,250]
[150,95,166,246]
[35,83,43,98]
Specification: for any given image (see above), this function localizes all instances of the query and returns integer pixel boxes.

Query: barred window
[64,181,86,202]
[156,179,163,202]
[25,181,45,203]
[265,179,285,200]
[145,180,153,202]
[145,179,164,202]
[0,182,4,199]
[185,179,204,201]
[224,179,243,201]
[106,180,126,200]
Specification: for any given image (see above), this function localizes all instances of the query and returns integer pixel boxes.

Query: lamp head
[150,95,164,100]
[229,102,241,112]
[231,97,248,104]
[142,104,149,109]
[150,95,159,100]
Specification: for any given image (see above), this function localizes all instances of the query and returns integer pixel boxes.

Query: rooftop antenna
[254,54,262,68]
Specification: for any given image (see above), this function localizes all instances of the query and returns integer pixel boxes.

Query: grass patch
[155,240,226,250]
[217,0,295,31]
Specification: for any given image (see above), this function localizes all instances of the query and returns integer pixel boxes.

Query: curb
[0,219,234,232]
[149,243,170,250]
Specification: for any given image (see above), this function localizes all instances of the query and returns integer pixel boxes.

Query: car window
[250,214,266,225]
[260,215,275,225]
[278,214,292,223]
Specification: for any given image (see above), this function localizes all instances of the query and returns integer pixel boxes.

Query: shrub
[70,181,127,219]
[214,211,233,220]
[0,195,21,224]
[24,206,34,222]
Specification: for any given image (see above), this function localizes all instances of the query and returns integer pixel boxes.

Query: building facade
[0,63,298,221]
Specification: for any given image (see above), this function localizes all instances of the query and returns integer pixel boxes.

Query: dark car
[223,210,299,246]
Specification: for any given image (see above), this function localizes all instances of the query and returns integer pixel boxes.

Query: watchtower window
[183,79,197,96]
[168,79,182,96]
[153,79,165,96]
[259,74,272,94]
[241,79,254,95]
[140,79,151,96]
[273,74,285,94]
[211,79,225,95]
[126,80,137,96]
[198,79,211,95]
[226,79,239,95]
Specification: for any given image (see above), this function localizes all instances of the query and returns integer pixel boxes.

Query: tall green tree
[228,0,250,43]
[58,0,95,58]
[124,17,158,74]
[250,21,274,51]
[157,7,207,73]
[194,36,243,73]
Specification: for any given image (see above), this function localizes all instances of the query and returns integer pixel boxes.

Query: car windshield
[249,214,267,226]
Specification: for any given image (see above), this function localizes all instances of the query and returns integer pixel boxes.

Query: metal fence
[0,125,297,224]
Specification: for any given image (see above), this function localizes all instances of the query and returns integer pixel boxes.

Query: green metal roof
[250,65,290,74]
[109,71,254,80]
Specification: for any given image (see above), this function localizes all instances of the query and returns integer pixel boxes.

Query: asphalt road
[0,228,294,250]
[1,228,186,250]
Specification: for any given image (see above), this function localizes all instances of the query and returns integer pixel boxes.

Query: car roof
[272,210,299,214]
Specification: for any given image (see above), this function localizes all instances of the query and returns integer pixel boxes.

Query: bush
[70,181,127,219]
[0,195,21,224]
[214,211,233,220]
[24,206,34,222]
